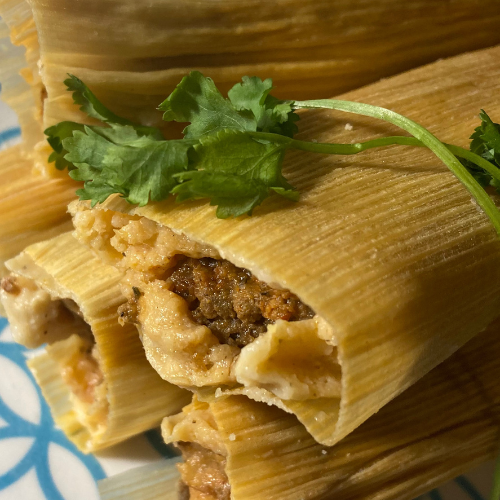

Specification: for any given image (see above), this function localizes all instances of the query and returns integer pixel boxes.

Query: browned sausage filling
[163,257,314,348]
[177,442,230,500]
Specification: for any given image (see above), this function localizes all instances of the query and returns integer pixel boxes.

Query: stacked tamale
[2,0,500,498]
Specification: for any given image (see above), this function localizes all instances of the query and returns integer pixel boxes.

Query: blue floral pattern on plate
[0,318,105,499]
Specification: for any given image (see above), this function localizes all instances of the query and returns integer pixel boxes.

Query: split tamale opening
[0,232,190,452]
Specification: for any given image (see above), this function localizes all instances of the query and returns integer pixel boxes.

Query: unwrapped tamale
[71,45,500,447]
[0,232,191,451]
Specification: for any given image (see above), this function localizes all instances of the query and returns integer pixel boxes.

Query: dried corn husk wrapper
[160,318,500,500]
[0,0,44,151]
[0,145,78,287]
[0,232,191,452]
[72,45,500,447]
[99,459,181,500]
[25,0,500,175]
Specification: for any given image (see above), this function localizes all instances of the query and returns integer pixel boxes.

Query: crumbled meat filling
[177,442,230,500]
[164,257,314,348]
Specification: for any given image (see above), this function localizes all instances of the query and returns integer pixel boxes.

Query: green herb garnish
[45,72,500,233]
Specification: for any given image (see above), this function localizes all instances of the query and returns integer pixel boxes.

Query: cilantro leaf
[159,71,299,139]
[264,96,300,138]
[228,76,299,137]
[172,129,298,218]
[72,166,120,207]
[159,71,255,138]
[64,126,194,206]
[49,72,302,214]
[470,110,500,163]
[227,76,274,121]
[45,76,165,171]
[65,74,163,139]
[45,121,85,170]
[463,110,500,193]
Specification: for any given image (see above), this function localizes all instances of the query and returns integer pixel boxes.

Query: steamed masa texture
[72,45,500,447]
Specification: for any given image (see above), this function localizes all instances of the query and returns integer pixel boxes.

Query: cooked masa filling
[177,442,230,500]
[60,337,104,405]
[75,205,338,396]
[1,274,92,347]
[1,273,105,405]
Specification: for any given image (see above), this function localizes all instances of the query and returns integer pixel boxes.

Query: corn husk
[161,318,500,500]
[2,232,191,452]
[72,45,500,447]
[25,0,500,175]
[0,144,78,285]
[0,0,44,151]
[98,459,181,500]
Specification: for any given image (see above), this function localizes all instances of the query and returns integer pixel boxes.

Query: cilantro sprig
[46,72,299,216]
[46,72,500,234]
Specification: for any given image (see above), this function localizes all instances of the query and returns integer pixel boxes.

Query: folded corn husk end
[98,458,181,500]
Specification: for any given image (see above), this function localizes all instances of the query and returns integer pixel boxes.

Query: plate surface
[0,97,495,500]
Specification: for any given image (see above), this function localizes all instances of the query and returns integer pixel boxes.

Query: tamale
[0,232,191,452]
[158,318,500,500]
[24,0,500,175]
[71,45,500,446]
[0,144,77,283]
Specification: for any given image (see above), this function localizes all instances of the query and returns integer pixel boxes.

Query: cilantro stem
[250,131,422,154]
[491,452,500,500]
[251,132,500,184]
[290,135,422,154]
[293,99,500,236]
[290,136,500,185]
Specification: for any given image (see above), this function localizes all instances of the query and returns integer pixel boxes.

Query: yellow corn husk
[98,459,181,500]
[26,0,500,175]
[161,318,500,500]
[2,232,191,452]
[0,145,78,282]
[0,0,44,151]
[71,45,500,447]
